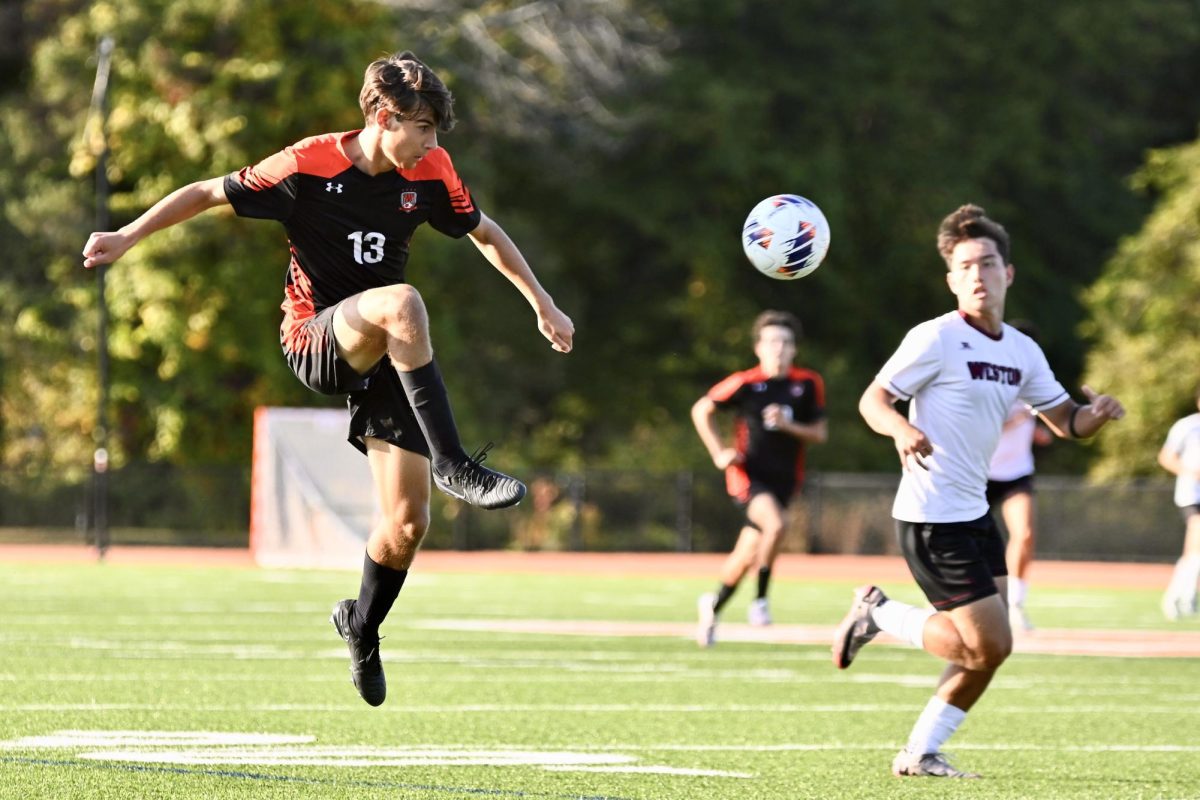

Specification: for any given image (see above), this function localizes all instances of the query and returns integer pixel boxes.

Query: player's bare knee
[971,638,1012,671]
[380,284,429,338]
[384,508,430,549]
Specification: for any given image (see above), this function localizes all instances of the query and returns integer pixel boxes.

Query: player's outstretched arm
[1039,385,1125,439]
[859,382,933,470]
[82,177,229,269]
[467,212,574,353]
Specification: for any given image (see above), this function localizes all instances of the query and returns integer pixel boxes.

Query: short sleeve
[707,372,747,408]
[416,149,481,238]
[224,147,300,221]
[876,323,944,401]
[1016,344,1069,411]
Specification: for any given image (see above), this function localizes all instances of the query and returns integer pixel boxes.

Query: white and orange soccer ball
[741,194,831,280]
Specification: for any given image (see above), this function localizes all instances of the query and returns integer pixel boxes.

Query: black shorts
[730,473,797,510]
[895,514,1007,611]
[985,474,1035,507]
[1181,504,1200,523]
[283,304,430,459]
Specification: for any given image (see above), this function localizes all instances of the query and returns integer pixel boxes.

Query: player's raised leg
[331,438,431,706]
[334,285,525,509]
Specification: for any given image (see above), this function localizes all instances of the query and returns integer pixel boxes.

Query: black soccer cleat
[330,599,386,707]
[832,584,887,670]
[433,443,527,510]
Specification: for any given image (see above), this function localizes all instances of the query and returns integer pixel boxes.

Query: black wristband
[1068,405,1083,439]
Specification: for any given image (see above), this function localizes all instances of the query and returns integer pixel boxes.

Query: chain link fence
[0,465,1184,562]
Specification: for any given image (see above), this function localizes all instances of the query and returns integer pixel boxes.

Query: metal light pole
[89,36,114,560]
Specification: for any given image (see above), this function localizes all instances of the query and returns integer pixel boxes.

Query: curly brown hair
[359,51,456,132]
[936,204,1010,267]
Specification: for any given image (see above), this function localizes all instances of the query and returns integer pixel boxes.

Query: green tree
[1081,133,1200,478]
[493,0,1200,473]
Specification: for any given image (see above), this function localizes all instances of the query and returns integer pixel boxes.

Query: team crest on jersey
[399,191,418,212]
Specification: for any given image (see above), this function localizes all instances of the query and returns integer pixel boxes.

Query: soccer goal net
[250,407,376,569]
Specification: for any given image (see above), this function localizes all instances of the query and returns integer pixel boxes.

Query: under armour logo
[960,341,973,350]
[326,182,343,193]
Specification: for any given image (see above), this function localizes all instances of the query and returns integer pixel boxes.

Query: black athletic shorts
[1181,504,1200,523]
[732,477,797,511]
[985,474,1035,507]
[895,514,1007,611]
[283,304,430,459]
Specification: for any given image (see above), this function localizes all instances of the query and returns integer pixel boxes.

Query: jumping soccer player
[82,51,575,707]
[692,310,827,647]
[1158,384,1200,620]
[985,320,1054,632]
[831,204,1124,778]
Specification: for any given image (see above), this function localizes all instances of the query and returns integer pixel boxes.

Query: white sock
[1168,556,1200,600]
[1008,576,1028,607]
[871,599,935,650]
[905,696,967,755]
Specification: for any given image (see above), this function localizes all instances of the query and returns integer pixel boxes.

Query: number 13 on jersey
[347,231,385,264]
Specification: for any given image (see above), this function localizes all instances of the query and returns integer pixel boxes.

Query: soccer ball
[741,194,831,280]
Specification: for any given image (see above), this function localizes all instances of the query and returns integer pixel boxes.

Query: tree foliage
[2,0,1198,482]
[1081,134,1200,478]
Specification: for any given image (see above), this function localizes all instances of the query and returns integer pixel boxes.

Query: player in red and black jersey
[82,51,574,706]
[691,310,827,646]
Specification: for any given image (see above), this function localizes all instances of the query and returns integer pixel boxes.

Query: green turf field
[1,560,1197,799]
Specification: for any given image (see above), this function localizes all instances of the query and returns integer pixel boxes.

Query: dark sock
[351,552,408,639]
[712,583,737,614]
[756,567,772,599]
[396,359,468,475]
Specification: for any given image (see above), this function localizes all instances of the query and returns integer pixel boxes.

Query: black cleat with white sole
[433,443,526,510]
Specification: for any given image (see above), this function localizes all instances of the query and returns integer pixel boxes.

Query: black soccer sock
[351,552,408,640]
[396,359,469,475]
[712,583,738,614]
[756,567,772,600]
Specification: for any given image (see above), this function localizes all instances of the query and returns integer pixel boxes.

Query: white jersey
[988,400,1037,482]
[876,312,1069,523]
[1163,413,1200,507]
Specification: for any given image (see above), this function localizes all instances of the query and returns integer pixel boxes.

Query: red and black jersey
[223,131,481,352]
[707,365,826,488]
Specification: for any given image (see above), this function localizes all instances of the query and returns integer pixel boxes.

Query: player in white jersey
[831,204,1125,779]
[1157,384,1200,620]
[985,321,1054,632]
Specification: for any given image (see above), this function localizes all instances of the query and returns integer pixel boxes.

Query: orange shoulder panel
[708,369,753,403]
[238,148,298,192]
[291,132,354,179]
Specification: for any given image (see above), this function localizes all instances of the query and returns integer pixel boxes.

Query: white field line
[0,733,750,779]
[2,702,1195,714]
[0,670,1009,688]
[4,732,1199,772]
[414,618,1200,658]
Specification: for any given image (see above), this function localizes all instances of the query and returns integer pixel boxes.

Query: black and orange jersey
[223,131,481,353]
[707,365,826,487]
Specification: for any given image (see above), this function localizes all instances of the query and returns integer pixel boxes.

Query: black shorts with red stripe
[283,303,430,458]
[726,464,796,508]
[895,514,1007,611]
